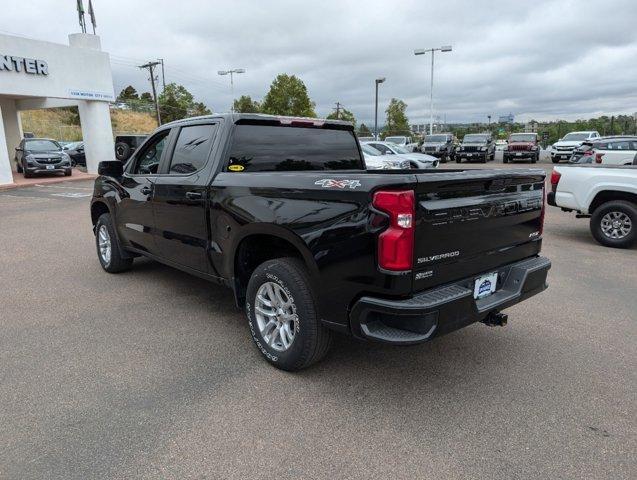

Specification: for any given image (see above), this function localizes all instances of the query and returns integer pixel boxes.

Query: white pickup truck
[548,165,637,248]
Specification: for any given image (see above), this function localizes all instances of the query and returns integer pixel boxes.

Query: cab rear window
[226,125,364,172]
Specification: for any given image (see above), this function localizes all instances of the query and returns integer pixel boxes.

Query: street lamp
[414,45,452,135]
[218,68,246,112]
[374,77,385,140]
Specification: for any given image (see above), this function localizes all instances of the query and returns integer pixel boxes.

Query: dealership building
[0,32,115,186]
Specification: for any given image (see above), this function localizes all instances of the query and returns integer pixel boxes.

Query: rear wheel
[95,213,134,272]
[590,201,636,249]
[246,257,332,371]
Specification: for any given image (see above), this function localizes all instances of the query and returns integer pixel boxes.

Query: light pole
[414,45,452,135]
[374,77,385,140]
[218,68,246,112]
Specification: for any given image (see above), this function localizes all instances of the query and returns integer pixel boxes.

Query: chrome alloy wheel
[98,225,112,264]
[254,281,298,352]
[600,211,632,239]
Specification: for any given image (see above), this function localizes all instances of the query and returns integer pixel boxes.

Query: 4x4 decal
[314,179,362,189]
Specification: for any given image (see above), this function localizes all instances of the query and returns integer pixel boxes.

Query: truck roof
[162,113,354,129]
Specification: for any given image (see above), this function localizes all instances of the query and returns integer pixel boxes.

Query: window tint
[370,143,391,153]
[227,125,363,172]
[168,124,216,174]
[131,131,169,175]
[608,141,632,150]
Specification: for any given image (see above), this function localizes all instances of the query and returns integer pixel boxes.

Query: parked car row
[361,141,439,169]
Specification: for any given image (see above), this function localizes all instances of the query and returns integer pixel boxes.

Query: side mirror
[98,161,124,177]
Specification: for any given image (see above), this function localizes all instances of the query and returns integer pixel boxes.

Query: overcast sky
[2,0,636,125]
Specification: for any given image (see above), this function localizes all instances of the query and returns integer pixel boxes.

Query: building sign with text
[0,55,48,75]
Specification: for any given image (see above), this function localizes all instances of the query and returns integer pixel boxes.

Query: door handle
[140,186,152,195]
[185,191,203,200]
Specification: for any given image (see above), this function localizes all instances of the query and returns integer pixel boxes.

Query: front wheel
[590,201,636,248]
[456,157,462,163]
[552,158,559,164]
[95,213,134,272]
[503,156,509,164]
[246,257,332,371]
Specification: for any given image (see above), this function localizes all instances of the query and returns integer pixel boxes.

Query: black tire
[115,142,130,161]
[64,169,72,176]
[531,153,538,163]
[552,158,559,164]
[23,164,32,178]
[246,257,332,371]
[456,157,462,163]
[590,201,637,249]
[95,213,134,272]
[503,156,509,164]
[16,159,22,173]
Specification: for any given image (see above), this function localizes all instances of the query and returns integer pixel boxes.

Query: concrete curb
[0,173,97,191]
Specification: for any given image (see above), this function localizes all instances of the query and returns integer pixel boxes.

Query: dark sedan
[15,138,73,178]
[63,141,85,166]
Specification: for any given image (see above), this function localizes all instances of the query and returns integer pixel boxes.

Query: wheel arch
[231,228,318,307]
[589,190,637,214]
[90,200,111,226]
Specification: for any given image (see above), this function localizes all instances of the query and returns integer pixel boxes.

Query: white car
[548,164,637,248]
[575,136,637,166]
[495,139,508,151]
[550,131,600,163]
[363,141,439,169]
[361,143,410,170]
[384,135,419,152]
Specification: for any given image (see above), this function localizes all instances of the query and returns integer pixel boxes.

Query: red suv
[503,133,540,163]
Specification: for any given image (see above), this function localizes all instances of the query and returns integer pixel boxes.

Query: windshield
[25,139,61,152]
[562,133,590,141]
[509,134,536,142]
[463,134,488,143]
[361,144,382,156]
[424,135,448,142]
[385,136,406,144]
[390,144,410,154]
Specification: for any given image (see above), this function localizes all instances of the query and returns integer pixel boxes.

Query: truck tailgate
[413,170,545,291]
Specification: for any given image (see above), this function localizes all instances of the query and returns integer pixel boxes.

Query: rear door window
[226,125,364,172]
[167,124,216,174]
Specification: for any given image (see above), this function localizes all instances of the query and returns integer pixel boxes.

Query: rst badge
[314,179,361,189]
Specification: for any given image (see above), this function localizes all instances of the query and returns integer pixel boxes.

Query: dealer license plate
[516,152,522,156]
[474,272,498,299]
[46,165,54,170]
[467,153,473,157]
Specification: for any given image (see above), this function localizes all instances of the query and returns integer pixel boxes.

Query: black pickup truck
[91,114,551,371]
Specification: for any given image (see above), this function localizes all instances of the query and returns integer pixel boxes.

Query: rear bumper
[547,192,557,206]
[349,256,551,345]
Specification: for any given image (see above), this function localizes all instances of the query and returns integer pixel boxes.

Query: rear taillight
[595,152,604,163]
[550,170,561,192]
[372,190,415,271]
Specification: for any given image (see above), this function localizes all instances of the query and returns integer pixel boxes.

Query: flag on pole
[88,0,97,33]
[76,0,86,32]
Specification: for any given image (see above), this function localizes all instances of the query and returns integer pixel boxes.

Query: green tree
[190,101,212,117]
[326,108,356,127]
[158,83,211,123]
[358,123,372,136]
[383,98,410,136]
[233,95,261,113]
[118,85,138,101]
[140,92,153,102]
[261,74,316,117]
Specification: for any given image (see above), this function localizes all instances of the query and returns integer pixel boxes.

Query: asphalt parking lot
[0,169,635,479]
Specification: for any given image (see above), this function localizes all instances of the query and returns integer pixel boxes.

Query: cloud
[2,0,636,124]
